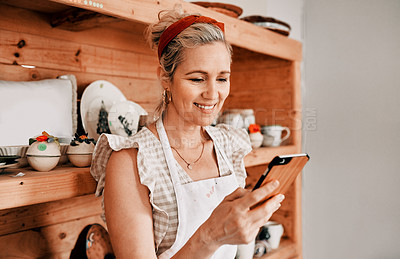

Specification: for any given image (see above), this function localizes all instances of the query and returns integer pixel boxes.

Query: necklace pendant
[187,164,193,170]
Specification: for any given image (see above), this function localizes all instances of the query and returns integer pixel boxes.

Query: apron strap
[156,118,181,186]
[205,127,235,174]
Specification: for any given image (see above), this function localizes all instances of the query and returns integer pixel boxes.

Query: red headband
[158,15,225,60]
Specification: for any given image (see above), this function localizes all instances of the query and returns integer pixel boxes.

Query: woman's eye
[190,78,204,82]
[217,78,228,83]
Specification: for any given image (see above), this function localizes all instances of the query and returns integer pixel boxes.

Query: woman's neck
[162,109,206,149]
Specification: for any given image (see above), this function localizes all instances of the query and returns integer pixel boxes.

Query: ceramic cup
[236,239,255,259]
[261,125,290,147]
[264,221,284,249]
[249,132,263,148]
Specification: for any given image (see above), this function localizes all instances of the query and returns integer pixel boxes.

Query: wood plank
[0,63,161,112]
[0,194,102,236]
[48,0,302,61]
[0,214,105,258]
[0,3,150,54]
[50,7,122,31]
[244,145,298,168]
[0,166,96,210]
[259,239,298,259]
[0,29,158,79]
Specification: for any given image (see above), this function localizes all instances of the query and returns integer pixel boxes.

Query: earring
[163,89,172,105]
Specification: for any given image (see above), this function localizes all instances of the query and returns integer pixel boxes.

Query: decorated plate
[80,80,127,140]
[108,101,148,137]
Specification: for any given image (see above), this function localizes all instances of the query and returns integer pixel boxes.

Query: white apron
[156,119,238,259]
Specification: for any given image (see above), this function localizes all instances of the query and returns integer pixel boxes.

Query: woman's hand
[197,180,284,249]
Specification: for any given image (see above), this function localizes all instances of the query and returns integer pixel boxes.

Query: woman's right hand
[198,180,285,249]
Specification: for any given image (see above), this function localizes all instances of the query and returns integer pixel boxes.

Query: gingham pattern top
[90,123,252,255]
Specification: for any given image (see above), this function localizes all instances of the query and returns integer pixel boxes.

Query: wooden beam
[51,7,122,31]
[0,166,96,210]
[0,194,102,236]
[48,0,302,61]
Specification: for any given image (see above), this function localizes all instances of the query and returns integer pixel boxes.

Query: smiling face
[163,42,231,127]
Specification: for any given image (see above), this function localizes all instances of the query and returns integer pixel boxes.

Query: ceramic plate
[0,162,19,170]
[80,80,127,140]
[0,155,20,164]
[108,101,148,137]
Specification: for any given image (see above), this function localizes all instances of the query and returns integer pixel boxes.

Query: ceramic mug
[236,239,255,259]
[261,125,290,147]
[264,221,284,249]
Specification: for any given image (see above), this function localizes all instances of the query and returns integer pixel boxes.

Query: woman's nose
[203,81,218,99]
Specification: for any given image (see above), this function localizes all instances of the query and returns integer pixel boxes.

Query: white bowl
[27,141,61,156]
[67,142,95,154]
[249,132,263,148]
[27,155,60,171]
[67,153,92,167]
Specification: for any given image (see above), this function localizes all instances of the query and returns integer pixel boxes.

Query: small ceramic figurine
[248,124,263,149]
[67,133,96,167]
[26,131,61,171]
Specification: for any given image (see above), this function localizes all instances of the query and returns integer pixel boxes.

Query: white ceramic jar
[26,141,61,171]
[67,140,95,167]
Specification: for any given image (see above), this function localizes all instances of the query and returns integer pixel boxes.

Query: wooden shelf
[257,239,298,259]
[244,145,298,167]
[0,145,298,210]
[0,165,95,210]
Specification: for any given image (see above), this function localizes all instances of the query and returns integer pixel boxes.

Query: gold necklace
[171,142,205,170]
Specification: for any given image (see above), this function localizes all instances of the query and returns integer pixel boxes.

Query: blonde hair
[145,9,232,116]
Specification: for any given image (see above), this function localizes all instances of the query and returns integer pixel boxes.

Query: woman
[91,9,285,258]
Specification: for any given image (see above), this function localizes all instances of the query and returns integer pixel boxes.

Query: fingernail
[278,194,285,202]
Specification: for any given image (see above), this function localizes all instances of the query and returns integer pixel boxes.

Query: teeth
[195,103,215,110]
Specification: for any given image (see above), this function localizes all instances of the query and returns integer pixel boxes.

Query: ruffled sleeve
[90,133,139,196]
[208,124,252,187]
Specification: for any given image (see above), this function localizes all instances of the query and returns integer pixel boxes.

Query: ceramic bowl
[67,153,92,167]
[67,142,95,155]
[67,142,95,167]
[26,141,61,171]
[27,156,60,172]
[26,141,61,157]
[249,132,263,148]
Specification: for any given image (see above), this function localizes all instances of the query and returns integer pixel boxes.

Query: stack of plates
[0,145,28,170]
[0,155,20,170]
[192,2,243,18]
[241,16,291,36]
[80,80,148,140]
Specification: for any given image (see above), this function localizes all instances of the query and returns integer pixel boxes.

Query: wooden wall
[0,3,162,114]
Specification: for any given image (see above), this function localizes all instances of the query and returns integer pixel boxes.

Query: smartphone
[252,153,310,200]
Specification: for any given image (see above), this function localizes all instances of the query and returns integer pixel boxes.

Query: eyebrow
[185,70,231,75]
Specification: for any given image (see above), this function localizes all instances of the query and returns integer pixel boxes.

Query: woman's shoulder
[90,127,161,196]
[206,123,252,152]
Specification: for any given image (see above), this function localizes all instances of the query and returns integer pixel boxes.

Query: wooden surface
[258,239,299,259]
[0,165,96,210]
[244,145,297,168]
[1,0,301,61]
[0,194,102,236]
[0,214,105,258]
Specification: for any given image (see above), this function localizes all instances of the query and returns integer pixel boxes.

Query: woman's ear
[157,66,170,90]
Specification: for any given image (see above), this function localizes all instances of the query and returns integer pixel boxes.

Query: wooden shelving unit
[0,0,303,258]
